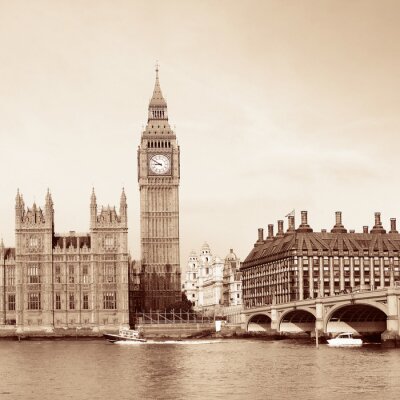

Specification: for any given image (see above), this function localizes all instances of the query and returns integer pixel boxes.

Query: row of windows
[5,292,117,311]
[243,260,400,280]
[4,260,121,285]
[151,110,166,119]
[54,255,112,261]
[55,264,116,284]
[148,140,171,148]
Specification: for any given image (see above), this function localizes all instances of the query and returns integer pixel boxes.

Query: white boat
[103,327,147,343]
[327,332,362,347]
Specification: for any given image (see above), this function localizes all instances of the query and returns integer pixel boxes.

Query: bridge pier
[271,308,279,332]
[381,290,400,347]
[315,301,325,338]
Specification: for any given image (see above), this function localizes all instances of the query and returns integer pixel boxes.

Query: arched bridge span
[326,304,387,334]
[247,313,272,332]
[280,309,316,333]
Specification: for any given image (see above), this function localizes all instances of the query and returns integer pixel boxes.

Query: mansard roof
[243,231,400,268]
[53,234,91,249]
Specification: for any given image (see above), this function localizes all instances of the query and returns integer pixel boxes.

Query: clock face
[149,154,171,175]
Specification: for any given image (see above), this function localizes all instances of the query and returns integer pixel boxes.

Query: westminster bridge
[242,287,400,343]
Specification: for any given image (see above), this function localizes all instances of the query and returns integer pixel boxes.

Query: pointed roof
[45,188,53,207]
[90,188,96,205]
[15,188,23,207]
[120,187,127,204]
[149,64,167,108]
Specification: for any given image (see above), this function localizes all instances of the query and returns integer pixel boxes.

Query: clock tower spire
[148,63,168,122]
[137,66,181,312]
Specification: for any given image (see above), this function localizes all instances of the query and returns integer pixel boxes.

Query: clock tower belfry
[137,67,181,311]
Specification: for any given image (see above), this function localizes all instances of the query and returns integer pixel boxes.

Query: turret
[15,189,24,228]
[120,188,127,225]
[45,189,54,229]
[90,188,97,228]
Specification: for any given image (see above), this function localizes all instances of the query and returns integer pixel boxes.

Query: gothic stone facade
[242,211,400,309]
[0,189,129,333]
[136,68,181,311]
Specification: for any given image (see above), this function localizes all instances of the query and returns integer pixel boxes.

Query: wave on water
[114,339,224,345]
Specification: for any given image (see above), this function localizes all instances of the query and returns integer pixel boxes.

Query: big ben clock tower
[137,66,181,311]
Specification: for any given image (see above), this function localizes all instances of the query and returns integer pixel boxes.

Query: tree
[165,292,193,313]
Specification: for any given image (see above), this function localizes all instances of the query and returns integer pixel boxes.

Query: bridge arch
[247,313,272,332]
[325,302,388,335]
[279,308,316,334]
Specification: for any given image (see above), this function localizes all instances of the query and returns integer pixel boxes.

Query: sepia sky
[1,0,400,268]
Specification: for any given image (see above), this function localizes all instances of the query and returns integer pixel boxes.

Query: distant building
[222,249,242,307]
[0,189,129,333]
[183,243,242,311]
[241,211,400,309]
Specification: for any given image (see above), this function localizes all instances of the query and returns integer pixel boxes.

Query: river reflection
[0,339,399,400]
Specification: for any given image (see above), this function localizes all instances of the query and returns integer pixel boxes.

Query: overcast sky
[1,0,400,267]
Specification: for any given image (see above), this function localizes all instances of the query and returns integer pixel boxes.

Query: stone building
[135,66,181,311]
[222,249,242,307]
[241,211,400,309]
[183,243,242,311]
[0,189,129,333]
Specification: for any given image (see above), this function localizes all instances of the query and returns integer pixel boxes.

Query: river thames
[1,339,399,400]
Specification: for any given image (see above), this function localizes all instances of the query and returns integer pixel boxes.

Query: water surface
[0,339,399,399]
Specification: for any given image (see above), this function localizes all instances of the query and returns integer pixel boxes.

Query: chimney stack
[375,212,381,227]
[363,226,369,234]
[301,211,307,225]
[287,215,295,232]
[277,220,284,237]
[371,212,386,234]
[267,224,274,240]
[296,211,313,233]
[390,218,398,234]
[331,211,347,233]
[255,228,264,247]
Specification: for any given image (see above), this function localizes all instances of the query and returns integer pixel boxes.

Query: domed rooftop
[189,249,197,257]
[225,248,237,261]
[201,242,211,253]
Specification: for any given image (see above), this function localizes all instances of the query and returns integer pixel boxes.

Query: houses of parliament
[0,69,181,334]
